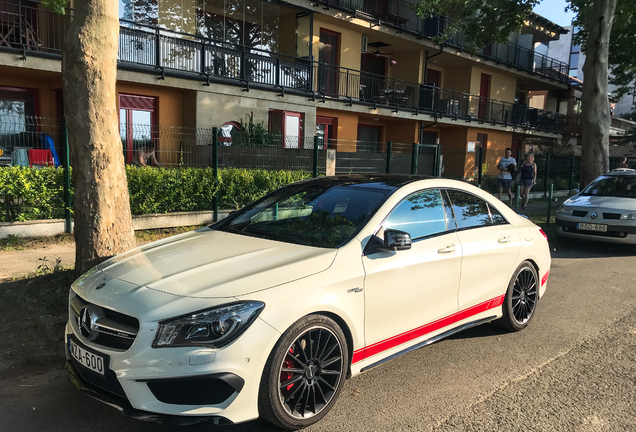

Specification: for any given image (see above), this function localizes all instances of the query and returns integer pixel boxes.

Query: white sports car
[65,175,551,429]
[556,169,636,244]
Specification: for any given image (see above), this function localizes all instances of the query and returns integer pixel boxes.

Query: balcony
[0,3,564,135]
[116,21,564,133]
[315,0,570,85]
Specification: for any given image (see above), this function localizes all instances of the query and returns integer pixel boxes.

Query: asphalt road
[1,239,635,432]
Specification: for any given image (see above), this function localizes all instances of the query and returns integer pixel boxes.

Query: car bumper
[64,316,280,425]
[555,218,636,244]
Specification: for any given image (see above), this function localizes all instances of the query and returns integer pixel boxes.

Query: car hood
[97,229,337,298]
[565,195,636,211]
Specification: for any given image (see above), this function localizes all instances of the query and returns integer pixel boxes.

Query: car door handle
[437,243,456,254]
[498,235,511,244]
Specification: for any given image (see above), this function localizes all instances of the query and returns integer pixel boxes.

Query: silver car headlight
[620,212,636,220]
[153,301,265,348]
[556,206,573,215]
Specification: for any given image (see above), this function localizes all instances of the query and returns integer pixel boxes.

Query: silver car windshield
[219,184,392,248]
[581,176,636,198]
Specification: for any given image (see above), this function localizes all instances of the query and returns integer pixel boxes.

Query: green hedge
[0,166,310,222]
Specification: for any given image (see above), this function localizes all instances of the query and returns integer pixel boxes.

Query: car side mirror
[384,229,412,251]
[364,229,412,255]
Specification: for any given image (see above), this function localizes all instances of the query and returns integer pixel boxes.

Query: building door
[476,133,488,175]
[316,116,336,149]
[357,124,382,152]
[318,29,340,97]
[420,69,441,110]
[119,94,157,164]
[478,73,491,119]
[360,54,386,101]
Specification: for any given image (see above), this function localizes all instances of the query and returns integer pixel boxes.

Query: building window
[0,87,39,151]
[119,94,157,164]
[269,110,304,148]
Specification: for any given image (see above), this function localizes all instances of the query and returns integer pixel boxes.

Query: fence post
[61,117,72,234]
[543,153,551,197]
[386,141,392,174]
[313,136,319,178]
[212,127,219,222]
[200,38,206,75]
[515,184,520,212]
[568,153,576,192]
[547,183,554,223]
[477,145,483,186]
[411,143,419,175]
[155,27,161,68]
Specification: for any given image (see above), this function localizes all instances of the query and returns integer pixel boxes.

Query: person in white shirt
[497,148,516,205]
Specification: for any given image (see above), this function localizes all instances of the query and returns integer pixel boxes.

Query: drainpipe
[423,47,444,86]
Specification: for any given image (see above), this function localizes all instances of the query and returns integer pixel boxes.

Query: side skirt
[360,316,497,372]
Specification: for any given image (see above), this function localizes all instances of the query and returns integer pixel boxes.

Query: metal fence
[4,115,633,192]
[1,116,444,176]
[0,115,63,166]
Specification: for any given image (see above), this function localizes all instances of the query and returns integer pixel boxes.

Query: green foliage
[0,167,67,222]
[42,0,67,15]
[0,166,309,222]
[127,166,219,214]
[232,112,282,147]
[218,168,311,209]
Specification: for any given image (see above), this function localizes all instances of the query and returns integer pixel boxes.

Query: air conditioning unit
[361,35,368,53]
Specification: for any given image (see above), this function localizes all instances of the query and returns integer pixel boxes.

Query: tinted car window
[446,190,492,229]
[384,189,447,239]
[489,204,507,225]
[581,175,636,198]
[219,184,392,248]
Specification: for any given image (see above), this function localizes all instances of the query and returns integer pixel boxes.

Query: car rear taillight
[539,228,548,241]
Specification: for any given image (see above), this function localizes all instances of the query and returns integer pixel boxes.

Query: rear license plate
[577,223,608,232]
[69,339,106,376]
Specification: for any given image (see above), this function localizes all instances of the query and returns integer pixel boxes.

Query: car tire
[259,314,348,430]
[495,261,539,332]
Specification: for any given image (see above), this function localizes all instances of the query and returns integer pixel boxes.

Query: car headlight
[620,212,636,220]
[556,206,573,216]
[153,301,265,348]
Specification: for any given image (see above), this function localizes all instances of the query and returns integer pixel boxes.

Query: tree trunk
[580,0,617,187]
[62,0,136,276]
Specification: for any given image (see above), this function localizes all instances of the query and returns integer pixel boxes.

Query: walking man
[497,148,516,205]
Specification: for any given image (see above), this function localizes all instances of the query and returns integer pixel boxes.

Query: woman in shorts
[519,153,537,209]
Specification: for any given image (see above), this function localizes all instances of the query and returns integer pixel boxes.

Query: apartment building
[0,0,569,177]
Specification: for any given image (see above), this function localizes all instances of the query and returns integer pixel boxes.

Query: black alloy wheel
[496,261,539,332]
[259,315,348,430]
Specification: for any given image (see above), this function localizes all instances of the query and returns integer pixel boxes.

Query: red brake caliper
[281,347,295,392]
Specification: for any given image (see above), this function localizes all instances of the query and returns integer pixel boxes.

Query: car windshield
[581,175,636,198]
[217,182,393,248]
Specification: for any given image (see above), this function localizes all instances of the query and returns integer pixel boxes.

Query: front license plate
[69,339,106,376]
[577,223,608,232]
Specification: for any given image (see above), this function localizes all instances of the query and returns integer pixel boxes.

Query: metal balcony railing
[316,0,570,84]
[0,2,565,134]
[0,0,72,54]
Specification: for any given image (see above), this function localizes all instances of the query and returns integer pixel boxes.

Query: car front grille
[70,294,139,351]
[572,210,588,217]
[603,213,622,220]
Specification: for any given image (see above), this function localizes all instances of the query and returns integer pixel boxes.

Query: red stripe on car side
[352,295,506,364]
[541,270,549,286]
[352,349,365,364]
